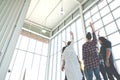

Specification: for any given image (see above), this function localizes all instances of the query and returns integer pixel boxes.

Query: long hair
[98,37,106,43]
[98,37,108,46]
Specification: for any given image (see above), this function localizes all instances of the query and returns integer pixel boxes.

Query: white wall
[0,0,31,79]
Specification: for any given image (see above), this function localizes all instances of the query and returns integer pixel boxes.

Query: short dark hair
[67,41,71,46]
[98,37,105,42]
[86,32,91,40]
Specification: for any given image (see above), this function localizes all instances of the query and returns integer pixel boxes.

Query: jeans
[85,66,101,80]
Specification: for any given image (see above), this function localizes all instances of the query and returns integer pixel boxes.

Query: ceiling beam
[24,19,52,31]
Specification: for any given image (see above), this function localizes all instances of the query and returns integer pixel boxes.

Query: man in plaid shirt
[82,22,101,80]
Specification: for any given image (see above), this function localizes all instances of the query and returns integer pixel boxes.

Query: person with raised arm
[61,31,82,80]
[82,22,101,80]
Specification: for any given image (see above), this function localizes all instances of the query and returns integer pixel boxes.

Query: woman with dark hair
[61,31,82,80]
[99,37,120,80]
[62,46,67,80]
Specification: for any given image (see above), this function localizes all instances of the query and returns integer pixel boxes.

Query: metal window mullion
[55,36,58,80]
[75,20,80,56]
[50,39,55,80]
[79,4,86,41]
[36,42,44,80]
[60,33,62,80]
[45,40,51,80]
[106,0,120,35]
[97,3,108,38]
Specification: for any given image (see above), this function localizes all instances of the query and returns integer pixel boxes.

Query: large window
[5,33,48,80]
[83,0,120,73]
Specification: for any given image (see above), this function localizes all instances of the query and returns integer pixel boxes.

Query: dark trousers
[105,61,120,80]
[81,70,85,80]
[65,75,67,80]
[99,63,108,80]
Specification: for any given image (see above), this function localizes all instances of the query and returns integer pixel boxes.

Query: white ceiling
[25,0,86,30]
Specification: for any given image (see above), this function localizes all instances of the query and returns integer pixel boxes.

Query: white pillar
[74,0,87,41]
[0,0,31,80]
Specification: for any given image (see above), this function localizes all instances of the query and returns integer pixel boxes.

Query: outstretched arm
[98,31,100,37]
[90,22,97,44]
[89,22,94,32]
[70,31,74,41]
[61,56,65,71]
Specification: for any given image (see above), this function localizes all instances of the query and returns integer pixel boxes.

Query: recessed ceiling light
[42,30,46,33]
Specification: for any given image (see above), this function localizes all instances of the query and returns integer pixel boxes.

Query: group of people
[61,22,120,80]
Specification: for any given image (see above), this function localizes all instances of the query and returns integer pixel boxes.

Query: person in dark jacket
[99,37,120,80]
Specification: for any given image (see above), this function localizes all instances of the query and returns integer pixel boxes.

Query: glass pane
[116,18,120,29]
[38,57,47,80]
[105,22,118,35]
[78,39,85,64]
[34,41,42,54]
[112,45,120,59]
[85,18,92,27]
[58,33,62,52]
[91,5,98,15]
[66,26,70,41]
[71,22,77,41]
[84,11,90,20]
[31,55,40,80]
[16,35,22,48]
[57,34,62,80]
[108,32,120,46]
[109,0,120,10]
[48,39,55,80]
[23,52,33,80]
[99,28,106,37]
[42,43,48,56]
[48,55,53,80]
[19,36,29,50]
[112,7,120,19]
[98,0,107,9]
[74,42,78,55]
[27,38,36,52]
[115,60,120,74]
[86,26,92,33]
[92,12,101,22]
[100,6,110,17]
[107,0,113,3]
[52,37,57,80]
[62,30,66,47]
[76,18,84,40]
[93,19,103,31]
[102,13,114,25]
[9,50,26,80]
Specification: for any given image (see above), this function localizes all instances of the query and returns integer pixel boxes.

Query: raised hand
[89,22,94,32]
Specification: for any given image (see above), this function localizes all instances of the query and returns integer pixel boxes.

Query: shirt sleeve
[106,41,112,51]
[82,45,86,60]
[92,32,97,44]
